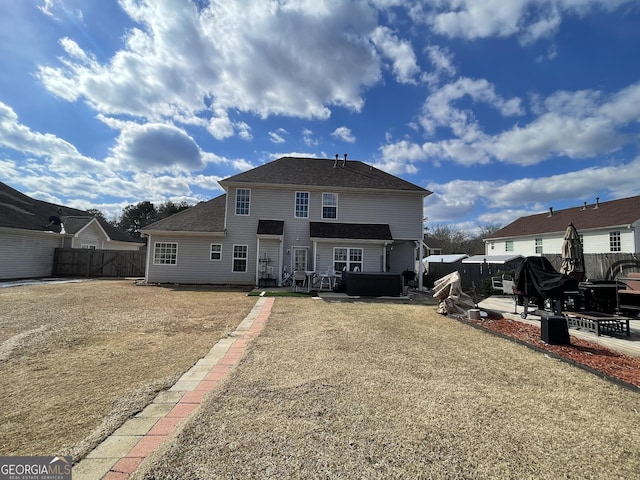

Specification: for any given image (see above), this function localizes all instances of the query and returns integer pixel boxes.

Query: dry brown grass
[0,280,255,458]
[137,298,640,480]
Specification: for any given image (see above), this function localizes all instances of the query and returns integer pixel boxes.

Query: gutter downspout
[416,239,426,291]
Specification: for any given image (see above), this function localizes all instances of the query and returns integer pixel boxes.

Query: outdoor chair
[319,268,335,290]
[293,270,307,291]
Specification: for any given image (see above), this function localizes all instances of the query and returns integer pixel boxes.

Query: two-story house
[141,156,431,287]
[484,195,640,257]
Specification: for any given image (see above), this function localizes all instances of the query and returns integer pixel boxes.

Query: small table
[564,311,631,337]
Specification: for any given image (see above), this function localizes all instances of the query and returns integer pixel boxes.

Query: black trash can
[540,315,570,345]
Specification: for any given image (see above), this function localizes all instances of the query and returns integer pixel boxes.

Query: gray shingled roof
[487,195,640,239]
[0,181,140,243]
[220,157,431,193]
[142,194,226,232]
[310,222,393,240]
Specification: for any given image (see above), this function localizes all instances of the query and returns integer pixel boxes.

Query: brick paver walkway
[73,297,274,480]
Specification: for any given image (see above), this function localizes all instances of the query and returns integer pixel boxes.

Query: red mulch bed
[463,315,640,389]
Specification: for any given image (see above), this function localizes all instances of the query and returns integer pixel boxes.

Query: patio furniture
[564,311,631,337]
[617,273,640,316]
[293,270,307,292]
[318,268,335,290]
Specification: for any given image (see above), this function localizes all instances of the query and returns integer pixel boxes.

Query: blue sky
[1,1,639,233]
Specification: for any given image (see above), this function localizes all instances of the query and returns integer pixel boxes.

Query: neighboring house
[0,181,144,280]
[485,196,640,257]
[141,156,431,286]
[423,235,443,256]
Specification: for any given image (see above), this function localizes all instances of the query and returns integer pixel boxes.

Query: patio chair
[319,267,335,290]
[293,270,307,291]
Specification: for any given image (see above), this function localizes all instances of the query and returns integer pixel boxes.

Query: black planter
[540,315,570,345]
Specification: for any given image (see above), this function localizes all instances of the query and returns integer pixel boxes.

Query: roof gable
[488,195,640,239]
[142,194,226,232]
[220,157,431,194]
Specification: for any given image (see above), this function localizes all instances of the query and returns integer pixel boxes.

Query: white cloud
[332,126,356,143]
[302,128,318,147]
[36,0,388,135]
[268,128,288,144]
[369,26,420,84]
[0,101,107,174]
[426,0,634,44]
[422,156,640,224]
[420,77,524,137]
[380,80,640,168]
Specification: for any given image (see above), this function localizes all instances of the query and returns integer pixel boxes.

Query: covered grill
[514,256,579,319]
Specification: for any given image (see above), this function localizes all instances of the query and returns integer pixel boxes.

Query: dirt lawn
[0,280,256,459]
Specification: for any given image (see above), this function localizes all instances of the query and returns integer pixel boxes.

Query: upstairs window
[505,240,514,252]
[295,192,309,218]
[535,238,543,254]
[235,188,251,215]
[610,231,621,252]
[322,193,337,219]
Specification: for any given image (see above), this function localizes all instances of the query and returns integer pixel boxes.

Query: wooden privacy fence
[545,253,640,281]
[53,248,146,278]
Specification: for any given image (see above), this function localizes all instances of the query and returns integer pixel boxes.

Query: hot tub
[341,271,403,297]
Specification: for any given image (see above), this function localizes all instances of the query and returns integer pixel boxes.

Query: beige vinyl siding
[227,187,422,235]
[0,229,63,280]
[145,233,254,285]
[257,239,281,282]
[72,221,105,249]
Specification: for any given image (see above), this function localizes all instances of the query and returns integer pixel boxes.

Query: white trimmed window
[322,192,338,219]
[210,244,222,261]
[535,238,543,254]
[334,247,363,272]
[235,188,251,215]
[233,245,248,272]
[154,242,177,265]
[610,231,621,252]
[295,192,309,218]
[505,240,514,252]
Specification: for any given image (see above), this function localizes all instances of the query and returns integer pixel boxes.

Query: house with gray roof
[0,181,143,280]
[485,196,640,257]
[141,156,431,287]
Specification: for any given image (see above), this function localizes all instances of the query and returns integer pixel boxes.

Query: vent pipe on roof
[343,153,347,166]
[548,207,553,217]
[595,197,600,208]
[334,154,338,168]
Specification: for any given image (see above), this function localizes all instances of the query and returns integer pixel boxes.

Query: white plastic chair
[293,270,307,291]
[319,267,335,290]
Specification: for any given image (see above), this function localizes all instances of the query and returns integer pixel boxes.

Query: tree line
[87,200,192,238]
[425,223,503,256]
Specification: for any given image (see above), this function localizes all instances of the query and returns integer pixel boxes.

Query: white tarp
[432,271,475,315]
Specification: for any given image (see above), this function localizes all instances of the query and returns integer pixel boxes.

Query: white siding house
[0,182,143,280]
[142,156,431,287]
[485,196,640,257]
